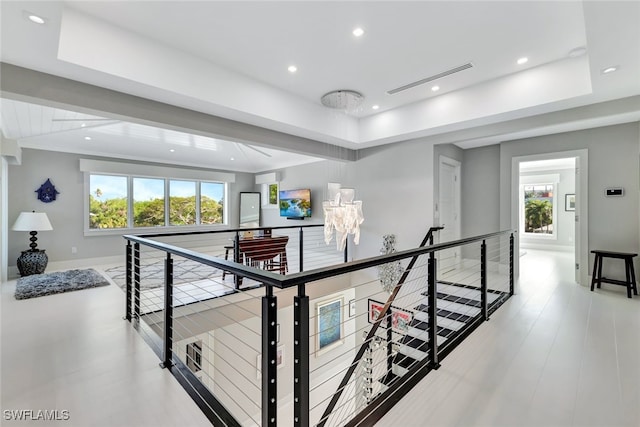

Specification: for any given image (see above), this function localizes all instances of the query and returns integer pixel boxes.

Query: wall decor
[268,183,279,205]
[367,299,413,333]
[35,178,59,203]
[316,296,344,356]
[565,194,576,211]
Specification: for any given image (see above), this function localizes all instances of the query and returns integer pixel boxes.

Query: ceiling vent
[387,62,474,95]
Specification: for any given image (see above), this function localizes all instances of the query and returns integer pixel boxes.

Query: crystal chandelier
[323,183,364,251]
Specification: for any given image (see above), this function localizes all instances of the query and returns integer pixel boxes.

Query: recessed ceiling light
[517,57,528,65]
[169,149,175,153]
[84,136,92,141]
[568,47,587,58]
[372,105,379,110]
[352,27,364,37]
[288,65,297,73]
[80,123,86,128]
[28,14,45,24]
[431,85,440,92]
[230,157,235,161]
[602,66,618,74]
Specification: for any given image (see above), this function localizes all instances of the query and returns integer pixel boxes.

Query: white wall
[6,149,254,276]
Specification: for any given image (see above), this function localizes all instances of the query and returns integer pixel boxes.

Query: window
[169,180,196,226]
[133,178,165,227]
[89,175,128,229]
[186,341,202,373]
[523,184,554,235]
[87,173,226,231]
[200,182,224,224]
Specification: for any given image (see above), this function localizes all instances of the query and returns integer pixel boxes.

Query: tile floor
[1,249,638,426]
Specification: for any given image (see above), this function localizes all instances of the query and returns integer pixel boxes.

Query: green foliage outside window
[524,199,552,233]
[89,194,128,229]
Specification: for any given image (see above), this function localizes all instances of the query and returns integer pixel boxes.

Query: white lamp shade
[12,212,53,231]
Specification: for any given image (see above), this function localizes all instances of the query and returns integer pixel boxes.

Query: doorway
[511,150,588,285]
[437,156,461,273]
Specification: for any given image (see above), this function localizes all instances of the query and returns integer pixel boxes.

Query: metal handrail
[123,228,512,290]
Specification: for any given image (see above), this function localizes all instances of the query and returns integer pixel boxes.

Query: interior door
[438,156,461,275]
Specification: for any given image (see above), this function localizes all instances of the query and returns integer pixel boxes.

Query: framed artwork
[367,299,389,328]
[565,194,576,211]
[368,299,413,333]
[256,345,285,380]
[316,296,344,356]
[268,183,279,205]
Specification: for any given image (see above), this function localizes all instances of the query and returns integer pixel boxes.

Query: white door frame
[511,149,589,285]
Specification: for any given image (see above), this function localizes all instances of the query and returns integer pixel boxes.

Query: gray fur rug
[15,269,110,300]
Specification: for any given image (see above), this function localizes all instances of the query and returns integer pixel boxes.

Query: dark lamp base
[17,250,48,277]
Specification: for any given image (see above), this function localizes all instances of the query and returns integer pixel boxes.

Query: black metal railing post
[427,252,440,369]
[480,240,488,321]
[262,286,278,427]
[293,284,309,427]
[344,238,348,263]
[234,232,241,289]
[125,242,132,321]
[299,227,304,272]
[133,243,141,319]
[161,253,174,368]
[387,308,393,373]
[510,233,515,295]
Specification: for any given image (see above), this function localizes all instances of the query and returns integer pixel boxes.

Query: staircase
[380,281,509,386]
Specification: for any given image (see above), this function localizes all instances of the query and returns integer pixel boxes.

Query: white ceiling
[1,1,639,171]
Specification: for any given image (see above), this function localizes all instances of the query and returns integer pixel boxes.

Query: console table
[590,250,638,299]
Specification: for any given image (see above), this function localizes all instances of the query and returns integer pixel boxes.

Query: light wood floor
[376,250,640,427]
[2,250,638,426]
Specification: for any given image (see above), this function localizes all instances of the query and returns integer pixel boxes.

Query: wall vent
[386,62,474,95]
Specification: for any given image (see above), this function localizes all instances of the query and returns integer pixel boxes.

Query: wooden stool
[590,250,638,299]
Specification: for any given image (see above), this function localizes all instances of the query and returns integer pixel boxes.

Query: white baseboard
[520,243,574,252]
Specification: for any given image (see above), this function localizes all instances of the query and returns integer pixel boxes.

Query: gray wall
[8,149,254,269]
[354,138,435,259]
[498,123,640,275]
[461,144,501,238]
[262,138,437,261]
[520,167,575,249]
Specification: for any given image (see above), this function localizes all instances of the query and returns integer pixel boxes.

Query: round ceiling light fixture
[320,90,364,112]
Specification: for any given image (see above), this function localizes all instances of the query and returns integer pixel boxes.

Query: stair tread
[409,320,457,338]
[379,372,401,387]
[401,335,430,352]
[394,353,419,369]
[414,304,476,323]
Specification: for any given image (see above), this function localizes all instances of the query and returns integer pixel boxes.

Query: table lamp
[12,211,53,276]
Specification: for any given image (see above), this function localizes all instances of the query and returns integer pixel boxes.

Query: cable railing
[122,226,515,426]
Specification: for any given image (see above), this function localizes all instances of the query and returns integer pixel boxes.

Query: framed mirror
[239,192,261,228]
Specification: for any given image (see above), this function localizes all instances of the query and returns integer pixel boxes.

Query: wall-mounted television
[279,189,311,218]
